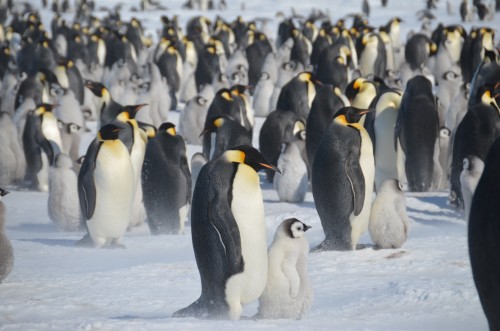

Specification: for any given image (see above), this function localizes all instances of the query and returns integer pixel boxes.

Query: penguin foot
[75,233,94,247]
[355,243,373,250]
[311,239,353,252]
[109,242,126,249]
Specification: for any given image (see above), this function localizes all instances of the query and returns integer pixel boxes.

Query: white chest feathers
[273,142,308,203]
[257,218,313,319]
[224,164,268,320]
[369,179,409,249]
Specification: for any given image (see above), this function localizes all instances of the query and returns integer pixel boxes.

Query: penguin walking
[312,107,374,251]
[173,145,280,320]
[78,124,135,248]
[460,155,484,222]
[0,187,12,283]
[468,137,500,331]
[48,153,81,231]
[142,123,191,235]
[369,179,410,249]
[273,132,308,203]
[256,218,313,320]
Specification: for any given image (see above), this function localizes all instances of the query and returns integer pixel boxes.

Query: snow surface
[1,0,499,330]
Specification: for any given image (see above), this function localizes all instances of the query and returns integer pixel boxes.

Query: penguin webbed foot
[355,243,372,250]
[311,239,353,252]
[75,233,94,247]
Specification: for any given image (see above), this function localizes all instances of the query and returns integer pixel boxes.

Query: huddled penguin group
[0,0,498,325]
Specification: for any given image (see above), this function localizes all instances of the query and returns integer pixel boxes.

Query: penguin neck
[352,86,376,109]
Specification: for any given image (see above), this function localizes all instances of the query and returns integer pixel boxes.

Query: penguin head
[282,218,311,239]
[159,122,176,136]
[477,83,500,112]
[116,104,147,121]
[97,124,122,141]
[34,103,55,116]
[54,153,73,169]
[439,127,451,138]
[200,115,231,136]
[223,145,281,174]
[85,81,108,98]
[292,120,306,136]
[139,122,157,139]
[334,106,370,123]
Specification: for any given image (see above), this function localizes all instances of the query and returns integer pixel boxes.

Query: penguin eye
[57,120,64,129]
[69,123,80,133]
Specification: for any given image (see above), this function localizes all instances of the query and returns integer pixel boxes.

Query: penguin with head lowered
[173,145,280,320]
[0,187,13,283]
[78,123,135,248]
[468,137,500,331]
[256,218,313,320]
[85,80,122,128]
[142,123,191,235]
[312,106,374,251]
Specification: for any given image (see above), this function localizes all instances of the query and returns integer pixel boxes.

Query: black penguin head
[283,218,311,239]
[116,104,147,121]
[139,122,157,139]
[37,68,60,85]
[345,78,376,101]
[85,81,108,98]
[230,84,250,96]
[34,103,55,116]
[223,145,281,174]
[200,115,233,136]
[159,122,176,136]
[334,106,370,123]
[477,82,500,112]
[97,124,122,141]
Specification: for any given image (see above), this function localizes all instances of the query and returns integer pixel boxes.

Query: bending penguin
[173,145,280,320]
[369,179,410,249]
[256,218,313,320]
[0,187,13,283]
[78,124,135,248]
[312,107,374,251]
[468,138,500,331]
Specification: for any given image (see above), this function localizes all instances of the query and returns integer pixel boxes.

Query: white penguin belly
[359,47,377,76]
[37,152,50,192]
[42,113,63,152]
[349,130,374,249]
[87,142,134,242]
[225,164,268,317]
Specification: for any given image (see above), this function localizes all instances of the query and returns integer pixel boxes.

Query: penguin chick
[48,153,81,231]
[460,155,484,222]
[257,218,313,319]
[273,134,308,203]
[0,187,13,283]
[369,179,410,249]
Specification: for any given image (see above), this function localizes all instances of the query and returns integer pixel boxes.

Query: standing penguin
[358,32,386,78]
[142,123,191,235]
[173,145,280,320]
[0,187,12,283]
[48,153,81,231]
[276,71,318,120]
[256,218,313,320]
[468,138,500,331]
[460,155,484,222]
[369,179,410,249]
[312,107,374,251]
[78,124,135,248]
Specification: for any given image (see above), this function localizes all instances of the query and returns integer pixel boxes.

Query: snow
[1,0,498,330]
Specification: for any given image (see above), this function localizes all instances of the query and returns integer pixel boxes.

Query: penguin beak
[199,128,209,138]
[133,104,148,113]
[358,109,371,115]
[304,224,312,232]
[259,163,281,174]
[0,188,9,196]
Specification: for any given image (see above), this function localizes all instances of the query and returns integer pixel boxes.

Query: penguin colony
[0,0,498,325]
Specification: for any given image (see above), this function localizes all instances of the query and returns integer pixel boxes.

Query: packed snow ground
[1,0,499,330]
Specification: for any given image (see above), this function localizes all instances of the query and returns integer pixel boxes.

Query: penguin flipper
[180,154,192,204]
[78,140,101,220]
[345,151,365,216]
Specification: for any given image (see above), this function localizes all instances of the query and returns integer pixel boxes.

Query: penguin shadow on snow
[18,238,80,247]
[8,223,57,233]
[405,193,463,228]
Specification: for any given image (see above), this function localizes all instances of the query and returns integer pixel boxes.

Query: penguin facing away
[460,155,484,222]
[256,218,313,320]
[142,123,191,235]
[369,179,410,249]
[468,138,500,331]
[173,145,280,320]
[312,107,374,251]
[0,187,13,283]
[78,124,135,248]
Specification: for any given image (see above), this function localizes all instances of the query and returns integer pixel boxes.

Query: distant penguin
[362,0,370,17]
[48,153,81,231]
[396,76,438,192]
[404,33,437,71]
[468,137,500,331]
[460,155,484,222]
[312,107,374,251]
[374,89,402,192]
[358,32,386,78]
[85,81,122,128]
[0,111,25,186]
[369,179,410,249]
[256,218,313,319]
[437,126,452,190]
[273,133,308,203]
[433,26,464,82]
[0,187,13,283]
[276,71,318,120]
[142,123,191,235]
[173,145,280,320]
[23,104,62,191]
[436,70,462,124]
[190,152,208,199]
[78,124,135,248]
[178,85,215,145]
[253,72,275,117]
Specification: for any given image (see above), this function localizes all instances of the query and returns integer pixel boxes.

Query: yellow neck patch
[224,150,245,164]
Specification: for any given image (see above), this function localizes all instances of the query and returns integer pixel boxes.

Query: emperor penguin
[369,179,410,249]
[78,123,135,248]
[358,32,387,78]
[312,107,374,251]
[256,218,313,320]
[142,123,191,235]
[374,89,402,192]
[0,111,26,186]
[276,71,318,120]
[433,26,465,82]
[0,187,13,283]
[468,137,500,331]
[84,81,122,128]
[23,104,63,191]
[385,17,404,70]
[48,153,81,231]
[273,131,308,203]
[460,155,484,222]
[173,145,280,320]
